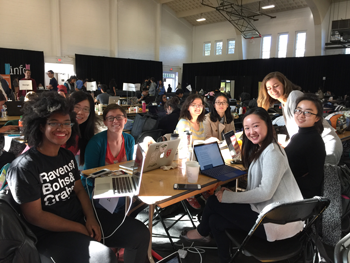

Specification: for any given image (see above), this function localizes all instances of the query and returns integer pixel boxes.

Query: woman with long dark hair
[181,107,303,263]
[203,93,235,140]
[257,71,342,164]
[67,91,98,169]
[285,93,326,198]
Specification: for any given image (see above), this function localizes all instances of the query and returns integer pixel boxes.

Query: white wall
[192,21,240,62]
[0,0,193,69]
[245,8,315,59]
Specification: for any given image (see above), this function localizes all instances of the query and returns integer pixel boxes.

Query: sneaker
[186,197,201,209]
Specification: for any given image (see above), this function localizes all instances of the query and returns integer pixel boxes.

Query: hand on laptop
[0,125,19,133]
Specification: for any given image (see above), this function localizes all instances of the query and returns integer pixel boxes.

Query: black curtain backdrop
[0,47,45,86]
[183,55,350,100]
[75,54,163,90]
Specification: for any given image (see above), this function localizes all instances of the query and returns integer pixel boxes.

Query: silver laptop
[93,144,145,199]
[108,96,120,105]
[119,139,180,173]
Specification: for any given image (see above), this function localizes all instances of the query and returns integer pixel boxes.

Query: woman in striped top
[175,94,206,140]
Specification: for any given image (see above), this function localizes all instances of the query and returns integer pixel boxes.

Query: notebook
[193,142,246,181]
[6,101,23,116]
[157,251,182,263]
[119,139,180,173]
[108,96,120,105]
[93,144,145,199]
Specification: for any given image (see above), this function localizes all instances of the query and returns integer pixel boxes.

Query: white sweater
[222,143,304,241]
[282,90,342,164]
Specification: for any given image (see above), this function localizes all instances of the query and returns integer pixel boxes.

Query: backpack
[0,190,40,263]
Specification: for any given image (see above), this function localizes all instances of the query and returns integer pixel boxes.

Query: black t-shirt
[285,126,326,199]
[7,147,83,238]
[50,77,58,91]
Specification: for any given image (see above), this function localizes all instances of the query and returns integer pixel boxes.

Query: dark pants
[37,208,150,263]
[197,195,266,263]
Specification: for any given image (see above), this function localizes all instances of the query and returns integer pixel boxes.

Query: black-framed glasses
[47,122,74,128]
[105,115,125,122]
[294,109,317,117]
[215,102,228,106]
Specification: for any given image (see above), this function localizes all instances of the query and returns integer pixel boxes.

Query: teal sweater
[82,131,135,212]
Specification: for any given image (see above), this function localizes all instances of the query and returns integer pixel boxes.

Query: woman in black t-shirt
[285,93,326,198]
[6,92,149,263]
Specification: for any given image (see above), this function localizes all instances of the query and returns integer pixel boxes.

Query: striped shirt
[175,118,205,141]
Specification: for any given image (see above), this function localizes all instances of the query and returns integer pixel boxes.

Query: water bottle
[142,101,146,112]
[171,133,179,161]
[18,115,23,132]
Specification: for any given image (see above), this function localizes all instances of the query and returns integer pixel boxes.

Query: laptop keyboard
[204,165,235,177]
[112,176,136,194]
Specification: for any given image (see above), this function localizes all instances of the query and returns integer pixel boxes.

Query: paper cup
[186,161,200,183]
[277,134,287,144]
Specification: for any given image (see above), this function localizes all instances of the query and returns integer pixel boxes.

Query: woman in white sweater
[181,107,303,263]
[257,71,342,165]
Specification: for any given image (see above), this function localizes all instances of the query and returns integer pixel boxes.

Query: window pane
[262,36,271,59]
[228,40,235,54]
[295,32,306,57]
[278,34,288,58]
[216,41,223,55]
[204,43,211,56]
[346,48,350,54]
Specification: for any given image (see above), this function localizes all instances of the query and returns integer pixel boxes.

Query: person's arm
[20,199,89,236]
[74,179,101,241]
[0,125,19,133]
[47,79,53,90]
[222,146,286,204]
[175,119,191,135]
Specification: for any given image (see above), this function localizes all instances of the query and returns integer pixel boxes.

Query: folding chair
[225,197,330,262]
[334,231,350,263]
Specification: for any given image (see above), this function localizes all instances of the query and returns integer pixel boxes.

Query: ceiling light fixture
[196,13,206,22]
[261,4,275,9]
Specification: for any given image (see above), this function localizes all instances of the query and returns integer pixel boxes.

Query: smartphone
[89,169,110,178]
[173,184,201,190]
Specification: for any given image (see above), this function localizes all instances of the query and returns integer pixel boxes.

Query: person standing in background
[76,78,83,91]
[167,84,172,93]
[46,70,58,91]
[109,78,117,96]
[19,69,36,100]
[149,77,157,96]
[157,80,165,96]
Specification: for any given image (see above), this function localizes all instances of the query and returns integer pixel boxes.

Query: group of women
[2,70,343,263]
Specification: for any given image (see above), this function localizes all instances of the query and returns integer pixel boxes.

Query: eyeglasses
[47,122,74,128]
[215,102,228,106]
[190,104,204,109]
[74,105,90,114]
[294,109,317,117]
[105,115,125,122]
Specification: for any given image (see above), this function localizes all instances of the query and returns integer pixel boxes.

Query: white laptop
[119,139,180,173]
[93,144,145,199]
[108,96,120,105]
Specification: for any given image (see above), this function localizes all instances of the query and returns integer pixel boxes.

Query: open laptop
[157,251,182,263]
[120,139,180,173]
[108,96,120,105]
[193,142,246,181]
[93,144,145,199]
[6,101,23,116]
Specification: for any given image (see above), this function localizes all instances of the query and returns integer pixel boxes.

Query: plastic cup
[186,161,200,183]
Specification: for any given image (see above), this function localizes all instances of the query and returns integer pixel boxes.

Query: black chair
[225,197,330,262]
[135,129,164,144]
[334,231,350,263]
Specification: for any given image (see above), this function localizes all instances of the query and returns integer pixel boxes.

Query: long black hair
[209,93,233,124]
[241,107,281,169]
[68,91,98,165]
[295,93,324,134]
[22,92,78,148]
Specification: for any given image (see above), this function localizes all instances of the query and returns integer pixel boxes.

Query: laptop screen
[132,144,145,190]
[194,142,225,171]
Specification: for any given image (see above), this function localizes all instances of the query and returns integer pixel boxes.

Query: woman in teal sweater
[82,104,149,263]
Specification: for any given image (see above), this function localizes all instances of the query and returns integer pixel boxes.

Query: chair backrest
[334,231,350,263]
[259,197,330,228]
[135,129,164,144]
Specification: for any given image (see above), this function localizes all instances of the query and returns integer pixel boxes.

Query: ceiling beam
[176,0,261,18]
[157,0,175,3]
